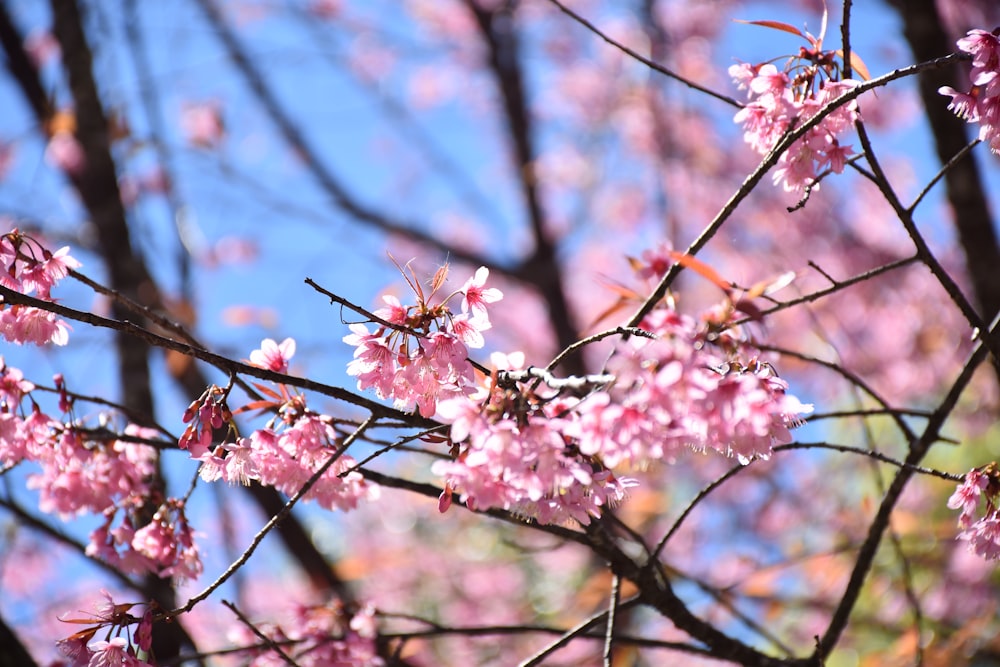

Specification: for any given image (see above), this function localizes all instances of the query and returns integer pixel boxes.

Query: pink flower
[942,28,1000,153]
[949,469,990,527]
[957,29,1000,70]
[87,636,148,667]
[460,266,503,323]
[634,242,674,281]
[0,360,34,403]
[181,102,225,148]
[249,337,296,373]
[344,324,397,398]
[0,306,70,345]
[748,64,788,96]
[307,0,340,19]
[45,132,85,175]
[373,294,408,325]
[24,31,60,68]
[449,313,486,348]
[221,437,259,486]
[131,517,178,568]
[940,86,980,121]
[728,62,756,91]
[730,60,860,192]
[959,514,1000,561]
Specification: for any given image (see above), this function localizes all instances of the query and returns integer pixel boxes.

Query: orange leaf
[734,19,806,40]
[252,382,284,400]
[745,270,796,299]
[586,296,631,330]
[46,110,77,136]
[668,251,732,293]
[233,399,279,415]
[836,49,872,81]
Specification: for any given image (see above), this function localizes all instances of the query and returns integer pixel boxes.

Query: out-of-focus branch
[0,612,37,667]
[0,3,50,122]
[1,0,364,628]
[816,311,999,660]
[46,0,190,661]
[122,0,192,299]
[50,0,156,420]
[199,0,584,373]
[465,0,584,375]
[0,284,434,425]
[888,0,1000,326]
[191,0,495,272]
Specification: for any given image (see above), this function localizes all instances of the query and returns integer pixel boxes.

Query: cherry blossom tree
[0,1,999,665]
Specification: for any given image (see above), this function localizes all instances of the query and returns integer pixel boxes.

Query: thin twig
[603,575,621,666]
[305,277,418,336]
[166,416,376,618]
[222,600,298,666]
[815,310,1000,660]
[545,326,655,373]
[855,121,999,362]
[908,138,981,213]
[545,0,743,108]
[0,285,433,426]
[626,53,963,329]
[517,597,642,667]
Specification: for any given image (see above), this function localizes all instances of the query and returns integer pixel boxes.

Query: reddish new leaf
[668,251,732,293]
[734,19,807,41]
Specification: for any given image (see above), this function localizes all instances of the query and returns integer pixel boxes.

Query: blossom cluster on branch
[229,601,382,667]
[180,346,378,512]
[0,229,77,345]
[949,464,1000,560]
[339,259,813,525]
[343,264,501,418]
[729,22,863,193]
[940,27,1000,152]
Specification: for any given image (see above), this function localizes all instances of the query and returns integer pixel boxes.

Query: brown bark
[889,0,1000,325]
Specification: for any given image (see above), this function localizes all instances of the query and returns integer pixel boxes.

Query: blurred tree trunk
[889,1,1000,330]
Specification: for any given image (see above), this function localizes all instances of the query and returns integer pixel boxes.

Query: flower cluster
[582,308,811,466]
[939,28,1000,153]
[232,600,384,667]
[0,229,78,345]
[187,340,378,512]
[0,364,205,582]
[948,465,1000,560]
[57,591,154,667]
[344,264,502,418]
[731,61,860,193]
[432,302,812,525]
[432,353,639,525]
[88,496,203,583]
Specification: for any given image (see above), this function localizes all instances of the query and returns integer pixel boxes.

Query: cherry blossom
[940,28,1000,152]
[0,231,78,345]
[185,345,378,512]
[343,265,501,418]
[248,336,296,373]
[460,266,503,324]
[44,131,85,175]
[233,600,384,667]
[949,466,1000,560]
[731,62,861,193]
[430,253,811,525]
[181,101,225,148]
